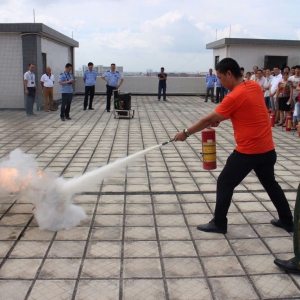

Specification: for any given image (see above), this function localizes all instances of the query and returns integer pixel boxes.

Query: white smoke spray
[0,144,162,231]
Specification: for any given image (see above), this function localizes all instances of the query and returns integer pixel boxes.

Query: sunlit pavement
[0,95,299,300]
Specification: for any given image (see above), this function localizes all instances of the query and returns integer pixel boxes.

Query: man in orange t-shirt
[174,58,293,234]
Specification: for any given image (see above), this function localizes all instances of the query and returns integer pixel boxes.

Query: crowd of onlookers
[205,65,300,129]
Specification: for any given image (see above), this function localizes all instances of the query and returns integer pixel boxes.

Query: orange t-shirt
[215,80,274,154]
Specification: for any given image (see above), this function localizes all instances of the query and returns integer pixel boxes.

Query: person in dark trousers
[101,63,123,112]
[205,68,217,102]
[174,58,293,234]
[157,67,167,101]
[273,123,300,273]
[24,63,38,116]
[58,63,76,121]
[83,62,97,110]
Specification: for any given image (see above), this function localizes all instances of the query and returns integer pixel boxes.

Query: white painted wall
[41,38,69,100]
[213,45,300,72]
[0,33,24,109]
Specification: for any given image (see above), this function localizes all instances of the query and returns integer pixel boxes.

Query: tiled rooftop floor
[0,95,299,300]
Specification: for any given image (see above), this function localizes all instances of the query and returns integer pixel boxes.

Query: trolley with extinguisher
[113,90,135,119]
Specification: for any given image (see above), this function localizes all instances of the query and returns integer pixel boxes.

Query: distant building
[206,38,300,72]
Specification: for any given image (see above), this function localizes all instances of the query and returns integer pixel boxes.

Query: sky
[1,0,300,72]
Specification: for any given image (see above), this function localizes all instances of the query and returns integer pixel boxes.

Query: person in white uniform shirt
[40,67,56,112]
[24,63,38,116]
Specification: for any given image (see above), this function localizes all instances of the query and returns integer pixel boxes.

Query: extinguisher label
[203,142,216,163]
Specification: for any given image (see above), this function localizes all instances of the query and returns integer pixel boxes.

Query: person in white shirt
[255,69,266,90]
[24,63,38,116]
[288,65,300,106]
[40,67,56,112]
[263,69,273,109]
[269,66,282,123]
[250,66,258,80]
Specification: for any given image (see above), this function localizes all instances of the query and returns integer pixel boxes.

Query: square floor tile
[163,258,203,277]
[154,204,182,214]
[28,280,75,300]
[94,215,123,227]
[123,279,166,300]
[9,241,50,258]
[167,278,212,300]
[209,277,259,300]
[158,227,190,240]
[124,241,159,258]
[123,258,162,278]
[125,227,156,240]
[75,280,119,300]
[39,259,81,279]
[48,241,85,258]
[202,256,245,276]
[126,204,153,214]
[195,239,233,256]
[0,259,42,279]
[251,274,300,299]
[156,215,186,227]
[55,227,89,240]
[81,259,120,279]
[125,215,154,226]
[263,237,293,253]
[91,227,122,240]
[86,241,121,258]
[229,239,270,255]
[160,241,197,257]
[0,280,31,299]
[226,225,258,239]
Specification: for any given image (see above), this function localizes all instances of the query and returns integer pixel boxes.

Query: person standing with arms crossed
[40,67,56,112]
[83,62,97,110]
[157,67,167,101]
[58,63,76,121]
[101,63,123,112]
[24,63,38,116]
[174,58,293,235]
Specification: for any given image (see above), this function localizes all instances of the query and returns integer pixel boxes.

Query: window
[215,56,219,69]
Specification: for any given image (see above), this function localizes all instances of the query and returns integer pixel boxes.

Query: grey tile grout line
[138,95,170,300]
[147,97,220,300]
[71,104,123,300]
[118,104,132,300]
[23,231,58,300]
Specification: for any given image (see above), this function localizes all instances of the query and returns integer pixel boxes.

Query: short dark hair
[257,69,263,73]
[282,72,289,76]
[65,63,72,68]
[215,58,242,79]
[240,67,244,71]
[266,68,271,71]
[111,63,116,66]
[246,71,251,76]
[28,63,34,67]
[253,66,258,69]
[285,66,290,71]
[88,62,93,66]
[291,66,296,70]
[161,67,164,70]
[274,66,280,69]
[295,65,300,69]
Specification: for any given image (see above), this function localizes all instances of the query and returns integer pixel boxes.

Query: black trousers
[106,85,116,111]
[216,87,221,103]
[60,93,73,118]
[84,85,95,109]
[214,149,293,229]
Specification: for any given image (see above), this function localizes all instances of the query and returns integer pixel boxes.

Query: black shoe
[88,108,94,110]
[27,114,31,117]
[204,100,207,102]
[270,219,293,233]
[157,99,160,101]
[107,110,110,112]
[83,108,87,110]
[274,258,300,274]
[163,99,167,101]
[61,117,65,121]
[197,220,227,234]
[215,101,219,103]
[31,113,37,116]
[66,117,71,120]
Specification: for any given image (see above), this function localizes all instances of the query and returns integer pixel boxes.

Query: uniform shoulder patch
[116,71,119,73]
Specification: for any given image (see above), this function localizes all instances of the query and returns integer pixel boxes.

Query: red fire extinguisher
[285,116,292,131]
[270,113,275,127]
[202,128,217,170]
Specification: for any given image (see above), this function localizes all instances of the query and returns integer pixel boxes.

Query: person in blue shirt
[83,62,97,110]
[58,63,76,121]
[205,68,217,103]
[101,63,124,112]
[157,67,167,101]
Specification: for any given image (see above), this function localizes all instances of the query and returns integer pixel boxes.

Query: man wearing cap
[24,63,38,116]
[40,67,56,112]
[83,62,97,110]
[101,63,124,112]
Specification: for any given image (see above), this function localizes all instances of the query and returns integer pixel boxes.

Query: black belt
[108,85,117,88]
